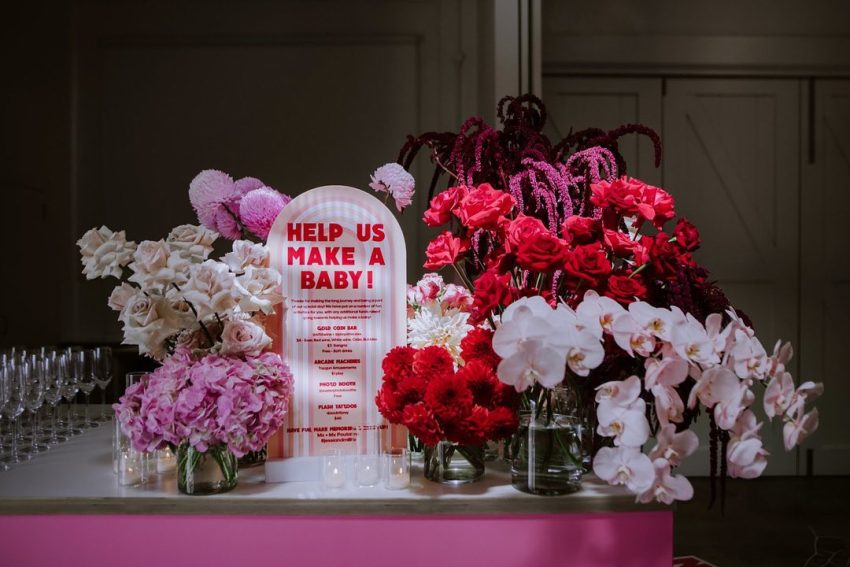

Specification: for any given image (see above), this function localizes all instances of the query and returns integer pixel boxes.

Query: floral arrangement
[78,170,295,481]
[375,343,518,448]
[374,94,823,503]
[114,347,293,458]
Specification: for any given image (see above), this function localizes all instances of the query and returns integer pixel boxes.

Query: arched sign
[265,185,406,481]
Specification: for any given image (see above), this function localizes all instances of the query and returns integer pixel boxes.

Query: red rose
[471,269,513,321]
[456,183,515,229]
[603,229,648,264]
[561,216,601,245]
[423,231,469,270]
[642,233,680,279]
[401,402,444,447]
[460,327,500,368]
[589,177,640,216]
[604,273,648,305]
[673,217,700,251]
[629,180,675,229]
[423,185,468,227]
[506,214,548,253]
[563,243,612,286]
[515,231,569,272]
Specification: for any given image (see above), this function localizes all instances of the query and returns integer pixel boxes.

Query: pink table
[0,428,672,566]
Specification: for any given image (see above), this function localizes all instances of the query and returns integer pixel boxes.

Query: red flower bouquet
[375,94,822,502]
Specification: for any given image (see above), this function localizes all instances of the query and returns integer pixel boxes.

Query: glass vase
[423,441,485,484]
[177,442,238,495]
[511,409,583,496]
[238,446,267,469]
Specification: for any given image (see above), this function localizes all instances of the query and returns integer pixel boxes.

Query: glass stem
[11,419,19,459]
[30,411,37,452]
[51,404,59,444]
[99,387,107,419]
[84,393,90,428]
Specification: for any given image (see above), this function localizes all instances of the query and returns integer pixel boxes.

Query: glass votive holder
[355,453,381,487]
[322,448,347,489]
[156,446,177,474]
[384,448,410,490]
[118,449,147,486]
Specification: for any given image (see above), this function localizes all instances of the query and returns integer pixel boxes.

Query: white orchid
[597,397,650,447]
[649,424,698,467]
[593,446,655,494]
[637,459,694,504]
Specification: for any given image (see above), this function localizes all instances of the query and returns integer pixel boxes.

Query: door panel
[802,80,850,474]
[71,0,479,342]
[543,77,663,185]
[664,79,800,475]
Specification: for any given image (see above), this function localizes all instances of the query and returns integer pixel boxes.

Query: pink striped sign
[265,186,406,481]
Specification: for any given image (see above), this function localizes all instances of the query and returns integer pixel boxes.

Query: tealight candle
[384,448,410,489]
[355,454,381,487]
[118,450,143,486]
[156,447,177,474]
[322,449,346,489]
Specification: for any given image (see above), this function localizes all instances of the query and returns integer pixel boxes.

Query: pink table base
[0,511,671,566]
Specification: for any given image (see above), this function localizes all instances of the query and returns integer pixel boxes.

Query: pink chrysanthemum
[369,163,415,212]
[239,187,291,240]
[188,169,248,239]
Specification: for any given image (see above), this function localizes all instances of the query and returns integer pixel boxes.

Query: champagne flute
[22,356,46,454]
[72,350,97,429]
[93,346,113,422]
[60,352,82,436]
[41,353,66,446]
[0,358,11,471]
[1,357,29,464]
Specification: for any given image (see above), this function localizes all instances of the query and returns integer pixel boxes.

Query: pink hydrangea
[113,348,294,456]
[239,187,291,241]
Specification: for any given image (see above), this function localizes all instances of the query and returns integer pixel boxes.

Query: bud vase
[423,441,485,484]
[177,442,238,495]
[511,410,583,495]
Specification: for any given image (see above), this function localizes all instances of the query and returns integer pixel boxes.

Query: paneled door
[664,79,801,475]
[802,80,850,474]
[543,77,663,185]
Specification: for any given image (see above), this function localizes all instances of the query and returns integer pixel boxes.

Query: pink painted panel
[0,512,671,567]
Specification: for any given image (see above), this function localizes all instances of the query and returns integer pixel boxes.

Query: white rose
[128,240,190,290]
[181,260,236,320]
[78,226,136,280]
[167,224,218,263]
[220,318,272,356]
[107,283,137,312]
[77,226,109,258]
[222,240,269,273]
[232,266,284,315]
[119,292,174,359]
[162,286,197,329]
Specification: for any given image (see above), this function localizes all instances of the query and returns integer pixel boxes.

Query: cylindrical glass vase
[177,442,238,495]
[511,410,583,496]
[423,441,484,484]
